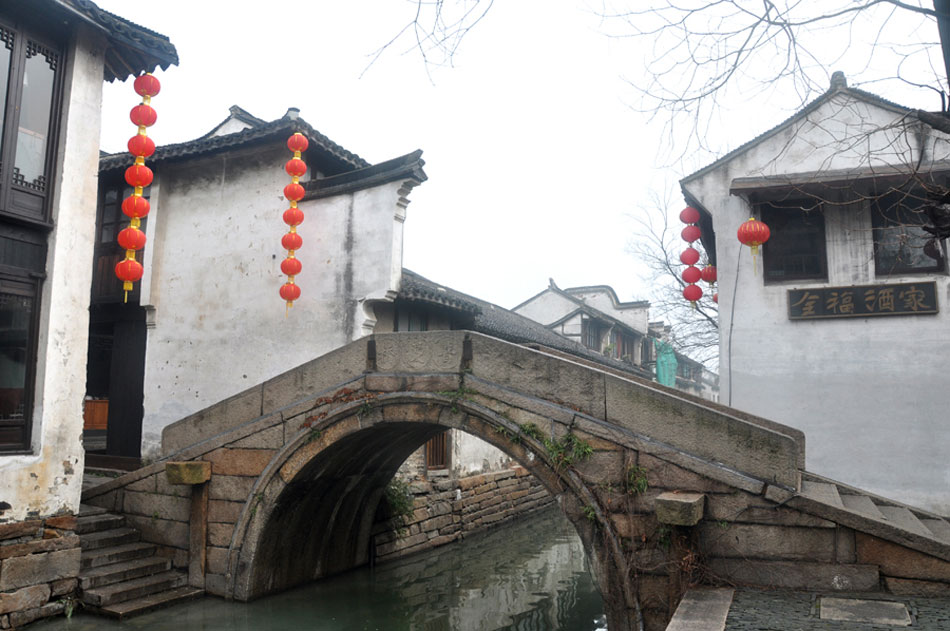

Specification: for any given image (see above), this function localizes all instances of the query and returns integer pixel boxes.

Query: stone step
[76,513,126,535]
[81,542,157,570]
[800,481,843,508]
[877,506,932,538]
[80,527,140,551]
[840,494,884,519]
[81,570,186,607]
[78,504,108,517]
[91,586,204,620]
[921,518,950,543]
[80,556,172,590]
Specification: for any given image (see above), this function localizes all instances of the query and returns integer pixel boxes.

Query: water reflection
[36,507,605,631]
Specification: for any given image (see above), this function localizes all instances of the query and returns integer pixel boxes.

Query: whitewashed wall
[138,145,408,457]
[684,91,950,514]
[566,289,649,332]
[0,26,105,520]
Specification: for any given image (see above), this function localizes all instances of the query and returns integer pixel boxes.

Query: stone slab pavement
[723,590,950,630]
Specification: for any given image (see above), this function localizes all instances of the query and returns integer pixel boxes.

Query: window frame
[758,199,828,283]
[871,189,946,277]
[0,271,41,453]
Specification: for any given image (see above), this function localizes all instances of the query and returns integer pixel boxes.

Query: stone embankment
[0,515,80,628]
[373,466,554,561]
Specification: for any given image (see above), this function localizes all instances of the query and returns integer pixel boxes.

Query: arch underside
[235,397,633,630]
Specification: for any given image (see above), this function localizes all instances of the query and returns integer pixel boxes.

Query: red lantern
[281,232,302,251]
[681,266,701,284]
[125,164,153,188]
[122,195,150,218]
[713,293,719,304]
[287,133,309,153]
[285,158,307,178]
[683,284,703,303]
[280,282,301,303]
[680,247,700,266]
[128,134,156,158]
[115,259,144,287]
[134,73,161,98]
[737,217,770,254]
[737,217,770,274]
[281,257,302,276]
[115,73,160,302]
[283,182,305,202]
[117,227,147,251]
[283,207,304,226]
[701,264,717,285]
[679,206,700,224]
[681,225,701,243]
[130,104,157,127]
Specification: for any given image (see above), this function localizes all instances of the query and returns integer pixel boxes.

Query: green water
[37,507,606,631]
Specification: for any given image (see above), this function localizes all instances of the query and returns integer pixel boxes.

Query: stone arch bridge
[83,331,950,631]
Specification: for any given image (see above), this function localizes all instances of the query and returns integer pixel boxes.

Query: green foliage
[437,386,477,413]
[656,524,671,550]
[624,466,649,495]
[518,423,544,441]
[543,432,593,470]
[385,478,414,520]
[307,427,323,442]
[61,597,79,619]
[582,505,597,522]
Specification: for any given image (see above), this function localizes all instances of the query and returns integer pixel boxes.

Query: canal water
[38,507,606,631]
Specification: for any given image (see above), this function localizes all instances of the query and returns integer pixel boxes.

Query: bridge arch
[225,392,637,630]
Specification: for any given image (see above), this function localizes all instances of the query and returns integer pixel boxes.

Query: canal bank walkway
[670,587,950,630]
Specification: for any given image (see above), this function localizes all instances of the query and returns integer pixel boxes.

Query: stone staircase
[77,504,203,618]
[790,472,950,560]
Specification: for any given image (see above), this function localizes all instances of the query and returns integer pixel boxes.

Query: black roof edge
[680,190,717,268]
[562,284,650,309]
[304,150,427,200]
[53,0,178,82]
[98,113,369,174]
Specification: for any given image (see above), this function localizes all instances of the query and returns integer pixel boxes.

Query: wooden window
[872,191,945,275]
[425,430,450,470]
[0,16,63,453]
[760,200,827,282]
[582,318,600,350]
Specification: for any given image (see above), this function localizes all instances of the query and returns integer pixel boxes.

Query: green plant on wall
[543,432,593,470]
[624,465,649,495]
[385,477,414,536]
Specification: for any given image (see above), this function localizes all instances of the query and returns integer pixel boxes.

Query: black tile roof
[399,269,653,379]
[52,0,178,82]
[99,111,369,175]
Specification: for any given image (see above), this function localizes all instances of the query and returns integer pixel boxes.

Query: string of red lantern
[737,217,770,275]
[679,206,703,307]
[280,133,309,310]
[115,73,160,303]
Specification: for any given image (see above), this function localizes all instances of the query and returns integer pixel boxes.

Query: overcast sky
[93,1,942,310]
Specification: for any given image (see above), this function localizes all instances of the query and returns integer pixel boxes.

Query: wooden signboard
[788,281,938,320]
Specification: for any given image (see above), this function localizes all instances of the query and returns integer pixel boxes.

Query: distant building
[512,280,719,401]
[680,72,950,513]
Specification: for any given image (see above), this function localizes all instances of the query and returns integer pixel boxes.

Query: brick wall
[372,466,554,562]
[0,515,80,627]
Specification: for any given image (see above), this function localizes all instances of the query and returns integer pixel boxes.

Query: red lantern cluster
[114,73,160,302]
[737,217,771,274]
[280,133,309,308]
[679,206,704,306]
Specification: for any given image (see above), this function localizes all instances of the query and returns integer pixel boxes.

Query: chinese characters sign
[788,282,938,320]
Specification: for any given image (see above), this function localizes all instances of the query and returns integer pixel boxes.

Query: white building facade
[681,73,950,513]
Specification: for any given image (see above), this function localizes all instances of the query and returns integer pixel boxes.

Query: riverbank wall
[0,514,79,628]
[373,465,554,563]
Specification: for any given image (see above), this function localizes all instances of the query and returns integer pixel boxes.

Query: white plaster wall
[567,289,649,333]
[139,145,407,456]
[685,92,950,514]
[512,290,578,326]
[0,26,105,520]
[451,430,512,476]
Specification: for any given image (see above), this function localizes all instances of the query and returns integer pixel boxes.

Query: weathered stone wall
[373,466,554,562]
[0,515,80,628]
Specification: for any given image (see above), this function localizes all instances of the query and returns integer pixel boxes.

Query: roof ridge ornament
[830,71,848,90]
